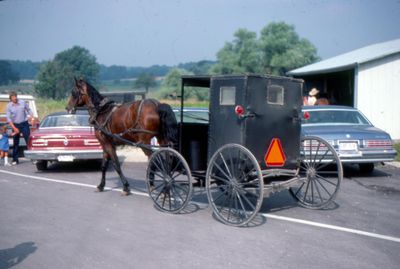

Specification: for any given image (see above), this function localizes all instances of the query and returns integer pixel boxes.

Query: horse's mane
[82,80,104,108]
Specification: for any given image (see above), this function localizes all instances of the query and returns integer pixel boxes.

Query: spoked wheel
[290,136,343,209]
[206,144,263,226]
[146,148,193,213]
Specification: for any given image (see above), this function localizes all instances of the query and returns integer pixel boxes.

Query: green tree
[260,22,319,75]
[134,72,157,94]
[212,22,319,76]
[157,68,194,100]
[0,60,20,85]
[35,46,99,99]
[212,28,262,74]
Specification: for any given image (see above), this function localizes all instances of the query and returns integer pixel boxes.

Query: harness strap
[93,98,158,138]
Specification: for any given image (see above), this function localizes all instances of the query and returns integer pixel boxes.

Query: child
[0,125,18,166]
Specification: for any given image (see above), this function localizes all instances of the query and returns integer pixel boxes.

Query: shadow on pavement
[0,242,37,269]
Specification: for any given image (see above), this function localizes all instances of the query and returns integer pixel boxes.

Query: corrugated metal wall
[357,53,400,140]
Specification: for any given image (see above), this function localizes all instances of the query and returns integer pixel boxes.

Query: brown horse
[66,78,178,195]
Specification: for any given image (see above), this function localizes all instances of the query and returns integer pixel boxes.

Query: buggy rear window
[267,85,284,105]
[219,86,236,105]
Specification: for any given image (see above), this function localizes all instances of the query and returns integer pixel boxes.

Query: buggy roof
[181,75,211,88]
[181,74,303,88]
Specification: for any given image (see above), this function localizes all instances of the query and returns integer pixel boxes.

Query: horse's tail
[157,103,178,146]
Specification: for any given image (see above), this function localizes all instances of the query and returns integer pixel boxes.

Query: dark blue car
[302,105,397,173]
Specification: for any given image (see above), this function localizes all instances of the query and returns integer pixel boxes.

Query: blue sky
[1,0,399,67]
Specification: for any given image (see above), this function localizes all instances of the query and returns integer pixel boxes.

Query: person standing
[6,91,34,165]
[307,88,319,106]
[0,125,18,166]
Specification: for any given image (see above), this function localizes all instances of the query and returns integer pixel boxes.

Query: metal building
[288,38,400,140]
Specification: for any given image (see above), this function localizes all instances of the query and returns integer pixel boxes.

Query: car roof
[302,105,358,111]
[173,107,208,111]
[45,110,89,117]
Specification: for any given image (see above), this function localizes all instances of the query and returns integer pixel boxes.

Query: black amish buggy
[145,74,343,226]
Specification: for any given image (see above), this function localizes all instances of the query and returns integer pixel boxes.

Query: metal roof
[288,38,400,76]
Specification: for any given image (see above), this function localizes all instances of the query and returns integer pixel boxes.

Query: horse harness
[91,99,158,140]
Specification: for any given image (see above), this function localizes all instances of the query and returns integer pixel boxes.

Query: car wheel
[359,163,374,174]
[36,160,48,171]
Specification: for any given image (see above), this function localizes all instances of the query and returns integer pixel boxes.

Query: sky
[1,0,400,67]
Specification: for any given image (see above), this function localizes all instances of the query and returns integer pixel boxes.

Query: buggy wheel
[290,136,342,209]
[206,144,263,226]
[146,148,193,213]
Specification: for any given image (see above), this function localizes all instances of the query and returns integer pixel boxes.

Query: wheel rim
[146,148,193,213]
[206,144,263,226]
[290,136,342,209]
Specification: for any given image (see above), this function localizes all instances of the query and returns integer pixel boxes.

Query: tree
[157,68,194,100]
[134,72,157,94]
[0,60,20,85]
[212,28,262,74]
[212,22,319,76]
[35,46,100,99]
[260,22,319,75]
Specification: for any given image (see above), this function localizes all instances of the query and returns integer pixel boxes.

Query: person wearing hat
[6,91,34,165]
[307,88,319,106]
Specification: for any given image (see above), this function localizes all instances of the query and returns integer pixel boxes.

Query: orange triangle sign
[264,138,286,167]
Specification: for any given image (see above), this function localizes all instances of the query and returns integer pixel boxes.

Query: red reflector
[304,111,310,120]
[265,138,286,167]
[235,105,244,116]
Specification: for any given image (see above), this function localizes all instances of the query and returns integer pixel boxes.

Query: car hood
[31,127,96,137]
[301,125,391,140]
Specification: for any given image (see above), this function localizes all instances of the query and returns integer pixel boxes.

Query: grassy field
[394,142,400,162]
[36,98,68,119]
[36,97,209,118]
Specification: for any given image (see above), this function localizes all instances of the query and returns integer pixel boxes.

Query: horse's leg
[108,146,131,196]
[96,152,110,192]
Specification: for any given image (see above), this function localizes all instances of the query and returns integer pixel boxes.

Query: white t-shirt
[307,96,317,106]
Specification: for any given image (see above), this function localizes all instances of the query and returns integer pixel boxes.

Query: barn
[288,38,400,140]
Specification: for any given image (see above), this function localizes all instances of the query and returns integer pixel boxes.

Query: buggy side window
[267,85,284,105]
[220,86,236,105]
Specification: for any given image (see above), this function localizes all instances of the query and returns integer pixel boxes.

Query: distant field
[0,82,34,95]
[36,97,208,119]
[9,80,208,118]
[36,98,68,119]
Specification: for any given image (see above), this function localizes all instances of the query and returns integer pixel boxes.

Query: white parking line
[0,169,147,197]
[1,169,400,243]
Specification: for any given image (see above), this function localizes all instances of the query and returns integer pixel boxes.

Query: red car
[24,110,103,171]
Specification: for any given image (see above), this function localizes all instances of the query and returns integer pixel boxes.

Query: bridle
[69,87,87,114]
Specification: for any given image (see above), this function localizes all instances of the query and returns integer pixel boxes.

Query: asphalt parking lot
[0,154,399,269]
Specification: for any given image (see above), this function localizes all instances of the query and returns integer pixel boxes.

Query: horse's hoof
[122,190,131,196]
[95,187,104,192]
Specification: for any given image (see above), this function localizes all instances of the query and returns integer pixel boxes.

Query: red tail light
[303,111,310,120]
[235,105,244,117]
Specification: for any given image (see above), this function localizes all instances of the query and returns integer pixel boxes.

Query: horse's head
[66,77,89,114]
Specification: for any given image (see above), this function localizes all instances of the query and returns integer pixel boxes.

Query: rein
[92,122,155,151]
[89,99,160,150]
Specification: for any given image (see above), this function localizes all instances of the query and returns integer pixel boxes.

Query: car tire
[359,163,374,174]
[36,160,48,171]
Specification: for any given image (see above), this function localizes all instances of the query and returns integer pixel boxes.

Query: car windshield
[40,114,90,128]
[174,109,209,123]
[302,109,370,126]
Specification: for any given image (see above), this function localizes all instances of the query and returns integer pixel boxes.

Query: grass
[36,97,209,119]
[36,98,68,119]
[394,142,400,162]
